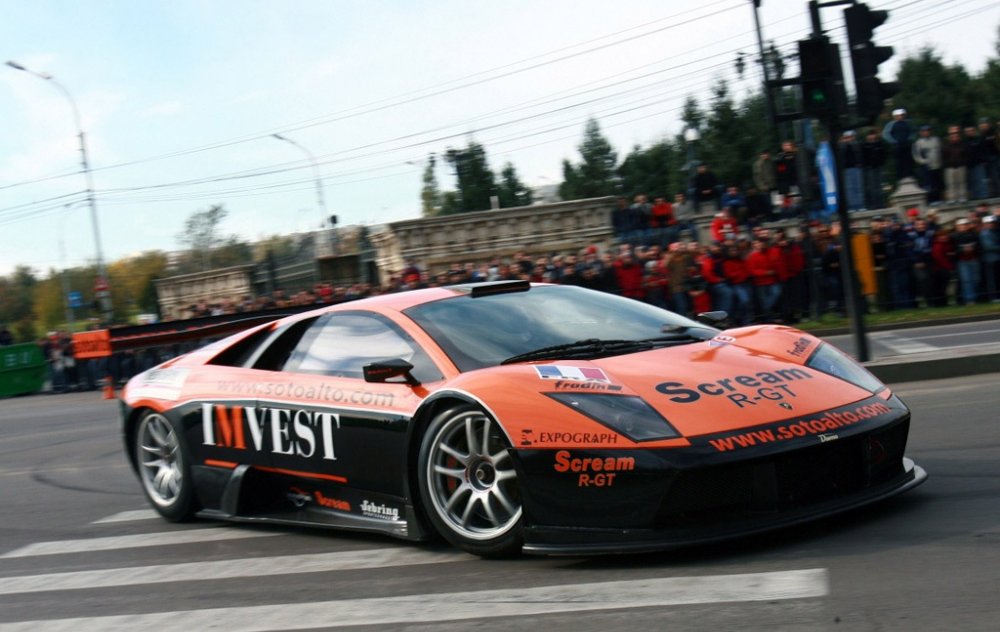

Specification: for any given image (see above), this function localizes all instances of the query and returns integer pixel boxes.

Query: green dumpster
[0,343,47,398]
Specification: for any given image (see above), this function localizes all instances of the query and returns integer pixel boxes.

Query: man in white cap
[883,107,914,180]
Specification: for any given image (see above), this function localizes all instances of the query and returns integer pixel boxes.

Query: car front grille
[654,418,910,528]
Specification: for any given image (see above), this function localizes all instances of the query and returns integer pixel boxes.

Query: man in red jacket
[747,238,782,322]
[723,243,752,325]
[614,249,645,301]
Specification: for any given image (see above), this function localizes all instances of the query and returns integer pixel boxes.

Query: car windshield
[404,285,715,372]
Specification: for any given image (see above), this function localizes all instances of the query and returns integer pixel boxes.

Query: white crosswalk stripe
[0,547,471,595]
[0,511,831,631]
[0,569,829,632]
[0,527,283,559]
[90,509,159,524]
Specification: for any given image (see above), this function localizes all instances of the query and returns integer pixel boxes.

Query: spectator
[719,185,746,221]
[885,216,917,309]
[666,243,691,315]
[610,197,630,244]
[953,218,981,304]
[883,107,914,179]
[839,130,864,211]
[700,243,731,316]
[723,243,752,325]
[985,119,1000,197]
[909,217,935,307]
[672,192,698,241]
[942,125,968,203]
[775,140,799,204]
[686,243,711,315]
[649,196,675,247]
[614,248,644,301]
[912,125,944,204]
[981,214,1000,302]
[692,163,720,214]
[752,149,777,217]
[965,125,987,200]
[747,238,781,322]
[930,226,956,306]
[0,325,12,346]
[862,129,888,209]
[629,195,652,246]
[710,207,739,243]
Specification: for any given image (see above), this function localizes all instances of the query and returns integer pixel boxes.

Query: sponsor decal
[700,401,893,453]
[655,367,812,408]
[709,334,736,347]
[519,428,619,447]
[535,365,610,383]
[553,449,634,487]
[202,403,341,460]
[787,336,813,358]
[129,367,189,401]
[285,487,351,511]
[550,379,622,392]
[216,380,394,407]
[360,500,400,521]
[315,491,351,511]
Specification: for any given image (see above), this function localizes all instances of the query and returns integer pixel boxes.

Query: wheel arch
[405,390,514,535]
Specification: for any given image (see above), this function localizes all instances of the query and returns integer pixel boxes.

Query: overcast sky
[2,0,998,277]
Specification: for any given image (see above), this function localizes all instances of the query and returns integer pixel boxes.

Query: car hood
[589,333,872,437]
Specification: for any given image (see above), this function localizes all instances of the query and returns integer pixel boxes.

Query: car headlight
[545,393,680,442]
[806,343,884,392]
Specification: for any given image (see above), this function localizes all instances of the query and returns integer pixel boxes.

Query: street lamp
[272,133,331,256]
[6,60,113,324]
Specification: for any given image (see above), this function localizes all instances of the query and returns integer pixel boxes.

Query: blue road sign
[68,291,83,309]
[816,141,838,215]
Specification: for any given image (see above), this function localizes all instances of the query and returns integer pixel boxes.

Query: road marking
[0,547,471,595]
[0,568,828,631]
[0,527,283,559]
[871,332,939,355]
[91,509,159,524]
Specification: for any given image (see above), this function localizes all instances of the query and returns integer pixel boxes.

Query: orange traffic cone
[103,376,116,400]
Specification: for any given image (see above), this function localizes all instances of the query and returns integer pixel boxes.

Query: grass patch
[796,302,1000,332]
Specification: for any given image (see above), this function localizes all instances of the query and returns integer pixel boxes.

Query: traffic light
[845,2,899,124]
[797,36,847,120]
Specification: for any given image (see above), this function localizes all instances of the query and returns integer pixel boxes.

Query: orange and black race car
[120,281,926,557]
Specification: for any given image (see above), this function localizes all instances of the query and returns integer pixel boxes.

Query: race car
[120,281,926,557]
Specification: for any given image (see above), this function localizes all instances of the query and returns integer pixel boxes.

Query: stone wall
[369,197,617,282]
[154,264,256,320]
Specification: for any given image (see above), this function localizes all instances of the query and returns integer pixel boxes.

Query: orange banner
[73,329,112,359]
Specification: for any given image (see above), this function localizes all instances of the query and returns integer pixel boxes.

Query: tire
[417,404,523,557]
[134,411,198,521]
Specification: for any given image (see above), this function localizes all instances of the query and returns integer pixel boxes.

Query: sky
[2,0,998,278]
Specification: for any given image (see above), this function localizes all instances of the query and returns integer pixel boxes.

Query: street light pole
[6,60,113,325]
[272,133,330,256]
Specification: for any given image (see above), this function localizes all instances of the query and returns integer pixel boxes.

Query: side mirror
[363,358,419,386]
[695,311,728,326]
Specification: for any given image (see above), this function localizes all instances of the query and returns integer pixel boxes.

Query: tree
[176,204,229,271]
[617,140,685,200]
[443,140,497,213]
[559,118,618,200]
[496,162,533,208]
[0,265,38,342]
[419,154,442,217]
[895,47,975,128]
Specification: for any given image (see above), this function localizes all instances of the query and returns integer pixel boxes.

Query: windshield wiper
[500,339,651,365]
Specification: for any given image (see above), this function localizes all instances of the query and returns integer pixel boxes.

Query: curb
[863,347,1000,384]
[809,312,1000,337]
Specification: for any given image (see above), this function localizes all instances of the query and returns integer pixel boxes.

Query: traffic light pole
[825,120,871,362]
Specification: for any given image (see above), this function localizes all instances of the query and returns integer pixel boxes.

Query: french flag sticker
[535,365,610,382]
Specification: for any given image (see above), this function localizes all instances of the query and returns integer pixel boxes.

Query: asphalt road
[1,374,998,631]
[823,318,1000,360]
